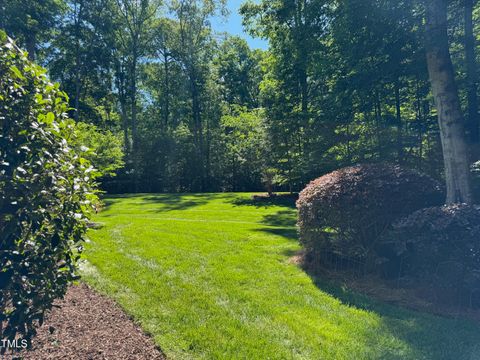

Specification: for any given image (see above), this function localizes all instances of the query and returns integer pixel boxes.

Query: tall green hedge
[0,32,97,347]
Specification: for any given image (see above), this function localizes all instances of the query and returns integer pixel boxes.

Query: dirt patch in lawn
[20,283,165,360]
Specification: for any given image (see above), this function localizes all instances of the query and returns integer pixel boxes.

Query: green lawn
[83,193,480,360]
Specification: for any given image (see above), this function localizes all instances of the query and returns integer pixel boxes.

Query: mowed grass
[83,193,480,359]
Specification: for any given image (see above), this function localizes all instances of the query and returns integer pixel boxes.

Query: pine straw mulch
[18,283,165,360]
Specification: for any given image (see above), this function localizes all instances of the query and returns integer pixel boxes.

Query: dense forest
[1,0,479,195]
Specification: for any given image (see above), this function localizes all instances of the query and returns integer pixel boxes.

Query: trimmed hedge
[0,33,97,346]
[386,204,480,306]
[297,163,444,268]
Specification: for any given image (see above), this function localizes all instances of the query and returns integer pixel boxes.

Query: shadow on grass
[142,193,223,212]
[307,273,480,359]
[256,227,298,240]
[230,194,297,209]
[101,193,224,213]
[261,210,297,227]
[100,198,119,212]
[254,207,298,241]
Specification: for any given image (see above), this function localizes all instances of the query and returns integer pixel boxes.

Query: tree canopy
[1,0,479,201]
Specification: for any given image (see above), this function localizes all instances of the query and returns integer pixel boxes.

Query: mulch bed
[17,283,165,360]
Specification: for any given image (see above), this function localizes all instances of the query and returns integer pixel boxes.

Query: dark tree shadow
[303,272,480,359]
[261,210,297,227]
[254,207,298,241]
[100,193,223,213]
[100,198,117,210]
[230,194,297,208]
[255,227,298,241]
[281,248,300,258]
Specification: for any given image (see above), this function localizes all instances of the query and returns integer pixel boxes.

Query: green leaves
[0,32,98,349]
[45,112,55,124]
[9,65,25,80]
[72,122,124,178]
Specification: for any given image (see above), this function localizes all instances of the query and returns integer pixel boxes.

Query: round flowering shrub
[0,32,97,347]
[297,163,444,269]
[386,204,480,306]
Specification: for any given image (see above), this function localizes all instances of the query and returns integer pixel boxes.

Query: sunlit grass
[83,193,480,359]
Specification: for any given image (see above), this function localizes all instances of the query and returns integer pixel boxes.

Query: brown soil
[19,283,165,360]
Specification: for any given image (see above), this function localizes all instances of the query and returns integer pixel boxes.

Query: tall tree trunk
[299,68,308,115]
[73,0,83,122]
[295,0,309,118]
[163,47,170,128]
[205,115,211,191]
[394,80,404,162]
[415,78,424,161]
[116,60,130,155]
[25,33,36,61]
[131,52,138,150]
[190,70,204,191]
[374,91,383,157]
[425,0,473,204]
[131,43,139,192]
[120,93,129,154]
[465,0,479,145]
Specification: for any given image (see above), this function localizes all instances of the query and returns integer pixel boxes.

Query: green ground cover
[83,193,480,359]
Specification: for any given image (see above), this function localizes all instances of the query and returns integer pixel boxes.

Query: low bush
[0,33,97,347]
[297,163,444,269]
[386,204,480,307]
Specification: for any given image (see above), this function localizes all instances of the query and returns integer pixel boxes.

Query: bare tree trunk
[191,77,205,191]
[131,53,138,151]
[163,46,170,128]
[415,79,424,161]
[374,91,383,157]
[425,0,473,204]
[395,80,404,162]
[295,0,309,122]
[120,97,129,153]
[465,0,479,145]
[25,33,36,61]
[131,43,139,192]
[116,60,130,155]
[73,0,83,122]
[300,67,308,115]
